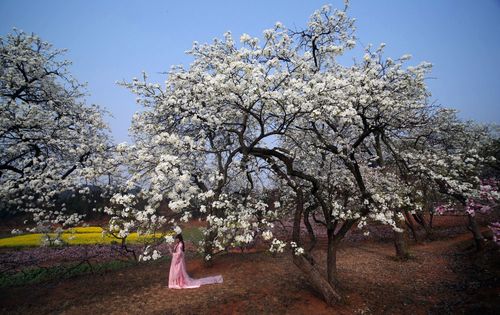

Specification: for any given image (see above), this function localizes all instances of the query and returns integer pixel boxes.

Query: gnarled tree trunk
[403,210,419,243]
[468,214,484,251]
[327,229,340,286]
[326,219,356,286]
[393,211,410,260]
[292,254,342,305]
[292,189,343,306]
[413,212,434,241]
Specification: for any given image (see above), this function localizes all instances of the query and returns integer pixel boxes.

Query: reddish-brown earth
[0,216,499,314]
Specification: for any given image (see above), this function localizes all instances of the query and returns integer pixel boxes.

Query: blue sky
[1,0,499,144]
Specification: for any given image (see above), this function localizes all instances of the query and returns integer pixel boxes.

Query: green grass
[0,258,144,288]
[0,226,202,247]
[181,226,203,244]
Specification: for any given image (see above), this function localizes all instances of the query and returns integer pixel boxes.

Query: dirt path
[1,232,498,314]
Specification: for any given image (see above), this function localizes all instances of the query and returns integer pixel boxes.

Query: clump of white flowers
[262,230,273,241]
[294,247,305,256]
[290,241,305,256]
[269,238,286,253]
[199,195,279,255]
[174,226,182,235]
[152,250,161,260]
[164,235,175,244]
[139,247,162,262]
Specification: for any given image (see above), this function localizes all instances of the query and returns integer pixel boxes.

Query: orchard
[1,1,498,314]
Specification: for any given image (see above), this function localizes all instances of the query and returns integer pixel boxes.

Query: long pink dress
[168,242,223,289]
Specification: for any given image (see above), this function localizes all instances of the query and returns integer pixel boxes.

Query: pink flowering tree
[435,178,499,248]
[489,222,500,245]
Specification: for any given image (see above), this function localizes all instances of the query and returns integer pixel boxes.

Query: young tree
[0,30,115,235]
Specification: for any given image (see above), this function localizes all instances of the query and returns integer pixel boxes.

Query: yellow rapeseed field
[0,227,162,247]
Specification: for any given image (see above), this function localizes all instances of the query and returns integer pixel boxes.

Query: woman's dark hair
[175,233,185,252]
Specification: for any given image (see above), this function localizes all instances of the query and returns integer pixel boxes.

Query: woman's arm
[172,243,183,266]
[172,243,183,256]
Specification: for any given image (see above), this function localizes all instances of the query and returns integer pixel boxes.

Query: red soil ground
[1,221,499,315]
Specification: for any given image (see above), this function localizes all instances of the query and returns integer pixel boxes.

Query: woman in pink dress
[168,234,223,289]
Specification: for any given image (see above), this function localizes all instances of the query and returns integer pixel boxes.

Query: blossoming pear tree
[114,73,278,263]
[0,30,116,237]
[407,114,499,249]
[120,1,494,305]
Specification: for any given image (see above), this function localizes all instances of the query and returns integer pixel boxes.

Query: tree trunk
[422,219,434,240]
[468,214,484,251]
[291,189,342,305]
[292,254,342,306]
[403,210,419,243]
[393,212,410,260]
[327,228,339,286]
[413,212,434,240]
